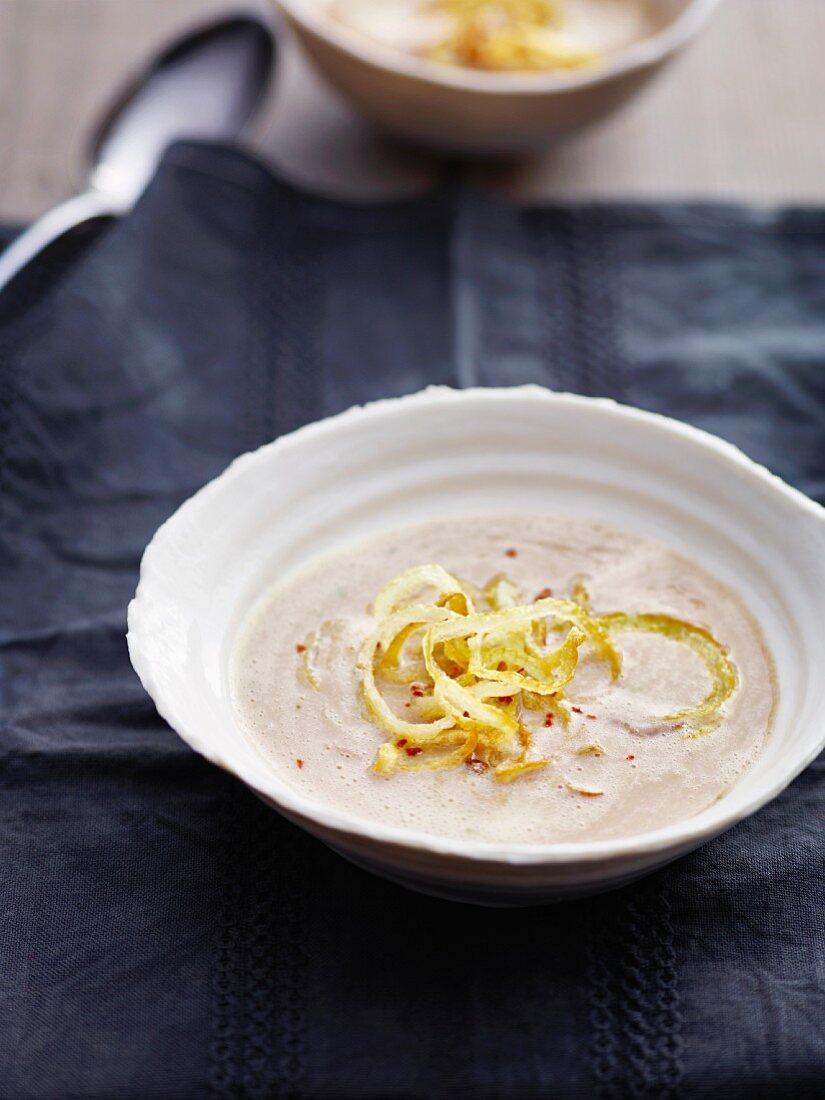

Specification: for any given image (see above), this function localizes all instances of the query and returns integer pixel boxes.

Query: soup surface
[328,0,659,71]
[231,515,776,845]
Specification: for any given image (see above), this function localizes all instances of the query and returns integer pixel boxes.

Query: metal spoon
[0,11,275,294]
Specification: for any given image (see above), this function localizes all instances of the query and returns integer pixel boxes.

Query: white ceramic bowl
[275,0,722,153]
[127,387,825,905]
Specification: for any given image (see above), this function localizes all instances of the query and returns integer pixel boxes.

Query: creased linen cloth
[0,141,823,1100]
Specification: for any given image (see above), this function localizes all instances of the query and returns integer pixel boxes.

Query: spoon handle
[0,189,128,297]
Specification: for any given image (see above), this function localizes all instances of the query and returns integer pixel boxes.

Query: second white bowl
[276,0,722,153]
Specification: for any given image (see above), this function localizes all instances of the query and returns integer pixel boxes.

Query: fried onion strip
[357,565,739,781]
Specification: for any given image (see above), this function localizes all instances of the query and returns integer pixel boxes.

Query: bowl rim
[276,0,723,95]
[127,385,825,866]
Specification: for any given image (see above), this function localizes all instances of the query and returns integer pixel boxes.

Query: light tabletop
[0,0,822,222]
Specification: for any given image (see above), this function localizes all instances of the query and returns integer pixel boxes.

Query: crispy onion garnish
[360,565,623,781]
[425,0,601,73]
[597,612,738,735]
[356,565,741,780]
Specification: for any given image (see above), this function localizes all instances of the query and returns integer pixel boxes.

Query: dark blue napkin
[1,141,823,1100]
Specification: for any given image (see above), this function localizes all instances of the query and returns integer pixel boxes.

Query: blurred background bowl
[275,0,722,154]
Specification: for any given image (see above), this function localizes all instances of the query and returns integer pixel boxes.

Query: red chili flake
[404,702,412,709]
[535,587,554,600]
[396,738,408,747]
[295,644,306,654]
[626,754,635,761]
[571,706,583,715]
[548,691,557,699]
[544,713,555,728]
[466,755,488,774]
[405,746,424,758]
[296,758,304,769]
[497,661,507,672]
[586,714,597,720]
[499,696,513,705]
[505,548,518,558]
[411,687,425,698]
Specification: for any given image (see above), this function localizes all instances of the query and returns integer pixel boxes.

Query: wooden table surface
[0,0,823,223]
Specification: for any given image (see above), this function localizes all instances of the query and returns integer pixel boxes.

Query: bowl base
[328,842,655,907]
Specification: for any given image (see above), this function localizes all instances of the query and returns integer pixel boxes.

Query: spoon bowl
[0,11,275,294]
[89,14,275,208]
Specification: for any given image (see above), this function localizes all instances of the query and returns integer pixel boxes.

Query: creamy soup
[328,0,660,69]
[231,516,776,845]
